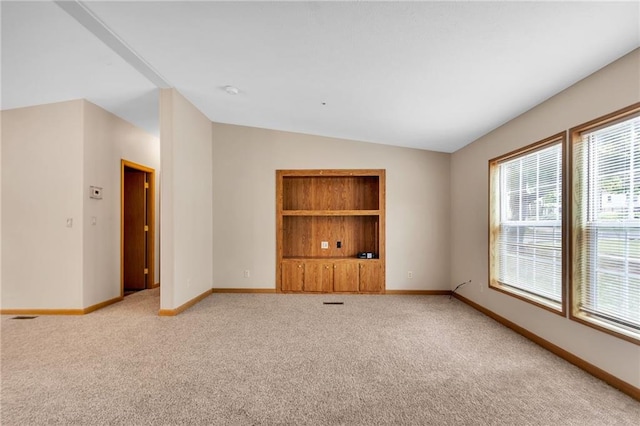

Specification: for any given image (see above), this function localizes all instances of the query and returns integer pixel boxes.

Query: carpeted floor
[1,289,638,425]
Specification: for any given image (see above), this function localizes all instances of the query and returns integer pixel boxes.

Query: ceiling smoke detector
[224,85,239,95]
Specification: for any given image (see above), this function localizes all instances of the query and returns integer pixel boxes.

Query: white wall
[212,124,451,291]
[450,48,640,387]
[1,103,3,301]
[1,101,84,309]
[82,100,160,307]
[0,99,160,310]
[160,89,213,310]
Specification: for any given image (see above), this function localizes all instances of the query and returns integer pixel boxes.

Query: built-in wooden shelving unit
[276,169,385,293]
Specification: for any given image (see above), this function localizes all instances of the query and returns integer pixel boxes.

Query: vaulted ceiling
[2,1,639,152]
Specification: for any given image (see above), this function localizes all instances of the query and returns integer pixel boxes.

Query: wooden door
[281,262,304,292]
[304,262,334,292]
[359,262,382,293]
[123,170,146,290]
[333,263,359,292]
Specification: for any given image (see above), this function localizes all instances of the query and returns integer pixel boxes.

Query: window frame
[488,132,567,316]
[569,102,640,345]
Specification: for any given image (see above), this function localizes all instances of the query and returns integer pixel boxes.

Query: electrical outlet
[321,241,329,249]
[408,271,413,279]
[244,270,250,278]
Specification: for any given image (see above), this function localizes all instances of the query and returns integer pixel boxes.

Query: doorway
[121,160,156,296]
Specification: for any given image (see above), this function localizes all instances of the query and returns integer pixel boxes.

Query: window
[489,133,565,313]
[571,104,640,343]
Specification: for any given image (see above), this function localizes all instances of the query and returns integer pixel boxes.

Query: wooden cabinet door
[303,262,334,292]
[334,262,359,292]
[303,262,322,292]
[281,262,304,292]
[359,262,382,293]
[319,263,334,292]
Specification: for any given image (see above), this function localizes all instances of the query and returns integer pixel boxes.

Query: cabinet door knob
[298,265,302,268]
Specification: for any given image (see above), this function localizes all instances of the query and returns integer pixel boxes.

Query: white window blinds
[573,113,640,336]
[494,141,563,309]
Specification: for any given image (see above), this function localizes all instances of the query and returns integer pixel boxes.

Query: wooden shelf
[283,257,381,261]
[276,169,385,294]
[282,209,380,216]
[282,216,378,258]
[281,174,379,211]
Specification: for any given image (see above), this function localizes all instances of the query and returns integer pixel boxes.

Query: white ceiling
[2,1,639,153]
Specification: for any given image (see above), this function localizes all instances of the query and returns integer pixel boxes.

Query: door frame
[121,159,156,297]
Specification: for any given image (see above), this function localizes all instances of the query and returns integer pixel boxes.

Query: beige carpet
[1,289,638,425]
